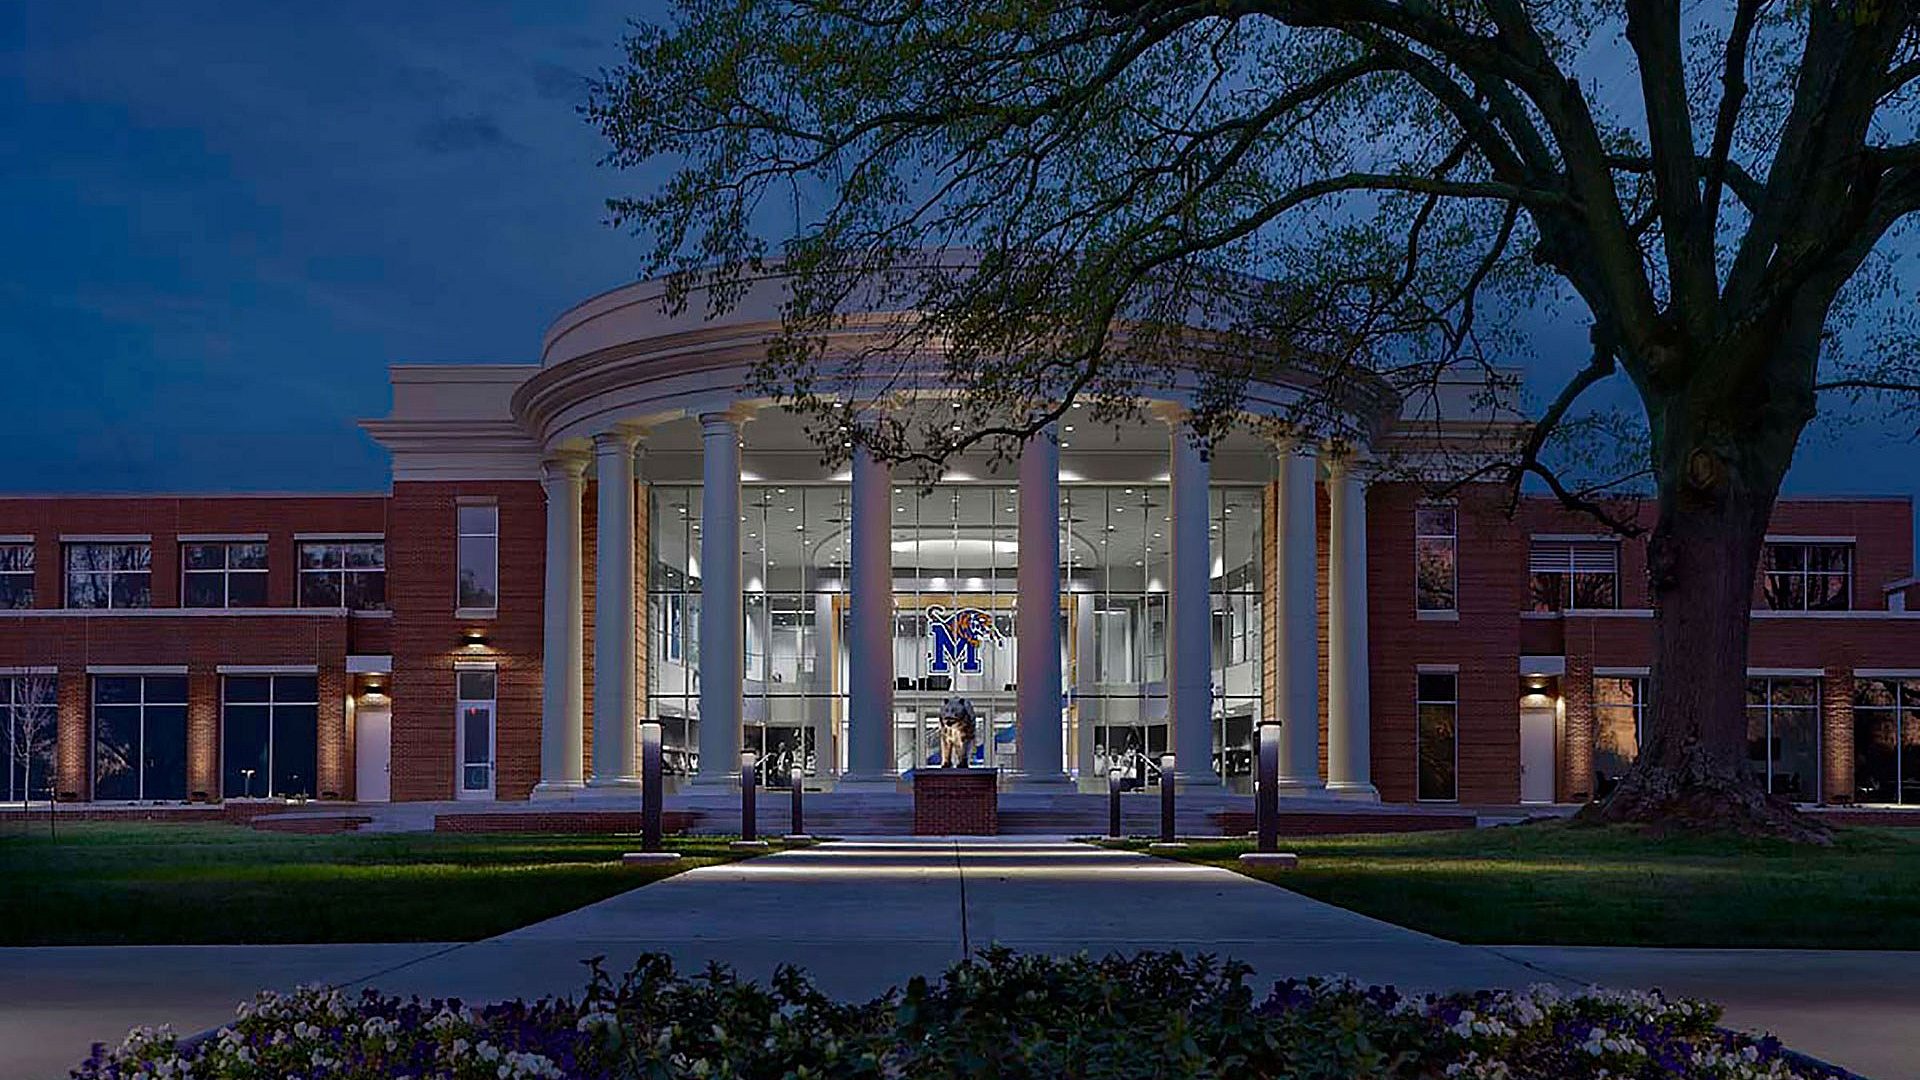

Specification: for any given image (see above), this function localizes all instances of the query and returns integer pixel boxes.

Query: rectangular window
[92,674,188,801]
[1414,506,1457,611]
[1,674,57,801]
[456,667,497,798]
[456,504,499,612]
[66,542,152,609]
[1745,676,1821,803]
[1760,542,1852,611]
[1593,676,1647,793]
[221,674,319,799]
[297,540,386,610]
[1528,540,1618,612]
[1852,677,1920,805]
[1417,671,1458,801]
[182,541,269,608]
[0,543,35,608]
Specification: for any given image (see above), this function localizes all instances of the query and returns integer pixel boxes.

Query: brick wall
[387,480,547,801]
[1822,666,1855,805]
[1560,652,1595,803]
[912,769,998,835]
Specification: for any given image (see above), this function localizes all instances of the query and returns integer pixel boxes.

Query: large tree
[589,0,1920,837]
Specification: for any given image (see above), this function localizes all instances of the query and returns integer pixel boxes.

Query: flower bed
[77,949,1846,1079]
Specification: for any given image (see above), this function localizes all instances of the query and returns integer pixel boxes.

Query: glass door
[456,668,496,799]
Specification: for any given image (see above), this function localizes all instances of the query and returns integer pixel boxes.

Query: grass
[0,821,776,945]
[1100,822,1920,948]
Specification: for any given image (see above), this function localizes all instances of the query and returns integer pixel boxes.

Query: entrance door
[1520,706,1556,803]
[356,706,391,802]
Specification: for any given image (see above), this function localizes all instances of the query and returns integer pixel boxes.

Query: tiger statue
[938,696,978,768]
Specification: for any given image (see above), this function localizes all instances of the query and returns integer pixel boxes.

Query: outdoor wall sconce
[461,628,489,648]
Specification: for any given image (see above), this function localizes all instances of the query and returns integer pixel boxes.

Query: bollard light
[788,765,808,840]
[1107,767,1123,839]
[1158,753,1177,845]
[640,722,664,852]
[1257,720,1281,854]
[740,752,758,843]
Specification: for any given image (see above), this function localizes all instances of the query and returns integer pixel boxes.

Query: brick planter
[913,768,998,835]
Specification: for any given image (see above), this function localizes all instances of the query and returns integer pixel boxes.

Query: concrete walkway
[3,839,1911,1079]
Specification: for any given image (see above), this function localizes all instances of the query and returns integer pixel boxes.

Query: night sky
[2,2,1916,509]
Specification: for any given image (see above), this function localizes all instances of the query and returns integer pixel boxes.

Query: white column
[535,452,588,796]
[1276,442,1325,792]
[590,429,641,788]
[1325,453,1378,799]
[842,443,895,783]
[694,412,744,785]
[1167,417,1220,786]
[1016,422,1068,784]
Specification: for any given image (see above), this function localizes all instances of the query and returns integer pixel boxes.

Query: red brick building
[3,270,1915,810]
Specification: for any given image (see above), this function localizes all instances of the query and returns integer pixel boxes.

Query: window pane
[271,704,318,798]
[1772,679,1818,708]
[67,573,109,609]
[462,706,493,766]
[67,544,109,572]
[1529,572,1564,613]
[1414,507,1454,536]
[1415,538,1456,611]
[1762,573,1804,610]
[457,504,497,536]
[1772,705,1820,802]
[457,535,497,609]
[224,676,272,704]
[457,670,497,700]
[0,544,33,572]
[300,572,341,607]
[182,573,225,608]
[344,571,385,611]
[1856,678,1897,709]
[345,542,384,569]
[94,677,142,705]
[1807,573,1848,611]
[1417,703,1457,800]
[230,542,268,570]
[227,572,268,607]
[1764,544,1803,571]
[1808,544,1851,573]
[1856,709,1899,803]
[298,543,334,570]
[1571,572,1616,609]
[222,705,271,797]
[93,706,140,800]
[109,572,152,609]
[141,704,188,800]
[182,544,225,571]
[1416,673,1456,703]
[0,575,33,609]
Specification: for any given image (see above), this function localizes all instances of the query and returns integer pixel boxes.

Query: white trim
[1531,533,1620,543]
[1765,534,1856,544]
[1594,666,1651,677]
[1563,608,1655,618]
[1747,667,1825,678]
[346,654,393,674]
[1416,663,1461,673]
[86,664,188,675]
[454,607,499,620]
[216,664,318,675]
[177,533,269,543]
[1519,655,1566,676]
[1882,577,1918,593]
[0,665,57,676]
[1416,610,1459,622]
[0,608,347,619]
[453,659,499,672]
[0,535,34,545]
[293,532,385,542]
[1752,609,1920,619]
[59,533,151,543]
[1854,668,1920,679]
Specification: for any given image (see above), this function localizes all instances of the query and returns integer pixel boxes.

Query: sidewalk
[3,839,1911,1079]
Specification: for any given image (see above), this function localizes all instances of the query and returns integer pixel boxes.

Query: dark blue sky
[1,2,1915,503]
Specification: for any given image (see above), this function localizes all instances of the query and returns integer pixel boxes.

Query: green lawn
[1102,823,1920,948]
[0,821,768,945]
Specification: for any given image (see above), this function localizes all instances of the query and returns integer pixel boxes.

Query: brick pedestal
[913,768,998,835]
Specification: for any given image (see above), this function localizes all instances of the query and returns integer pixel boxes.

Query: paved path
[3,839,1912,1079]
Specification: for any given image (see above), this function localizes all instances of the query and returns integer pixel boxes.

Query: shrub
[75,949,1844,1079]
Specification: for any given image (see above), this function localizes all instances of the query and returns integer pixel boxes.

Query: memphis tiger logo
[925,606,1006,676]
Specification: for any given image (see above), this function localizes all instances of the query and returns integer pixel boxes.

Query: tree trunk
[1581,368,1831,842]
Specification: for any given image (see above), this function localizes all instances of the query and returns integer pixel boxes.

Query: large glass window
[456,667,496,797]
[742,485,849,780]
[183,541,269,608]
[1209,487,1263,783]
[1417,671,1458,801]
[1745,676,1821,802]
[648,487,705,777]
[1070,485,1170,789]
[1853,677,1920,804]
[1528,540,1618,612]
[298,540,386,610]
[1415,505,1457,612]
[221,674,318,799]
[1760,542,1852,611]
[1,674,57,802]
[0,543,35,608]
[456,504,499,612]
[1593,675,1646,796]
[92,674,188,801]
[66,542,151,609]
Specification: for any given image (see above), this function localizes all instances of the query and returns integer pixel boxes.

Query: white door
[1519,706,1556,804]
[356,707,391,803]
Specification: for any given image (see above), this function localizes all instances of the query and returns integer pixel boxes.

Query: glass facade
[645,480,1266,786]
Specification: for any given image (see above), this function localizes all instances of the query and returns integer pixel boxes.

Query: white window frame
[1,672,57,802]
[1528,540,1620,612]
[1745,674,1823,802]
[181,539,269,609]
[219,672,320,800]
[0,540,35,609]
[1759,540,1854,612]
[296,538,387,610]
[455,662,497,800]
[455,501,500,616]
[89,672,188,802]
[64,540,153,610]
[1414,504,1458,613]
[1415,666,1460,802]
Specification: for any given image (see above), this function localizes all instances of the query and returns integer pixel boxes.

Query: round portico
[511,270,1391,798]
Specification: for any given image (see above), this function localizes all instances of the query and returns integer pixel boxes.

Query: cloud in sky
[0,1,1914,506]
